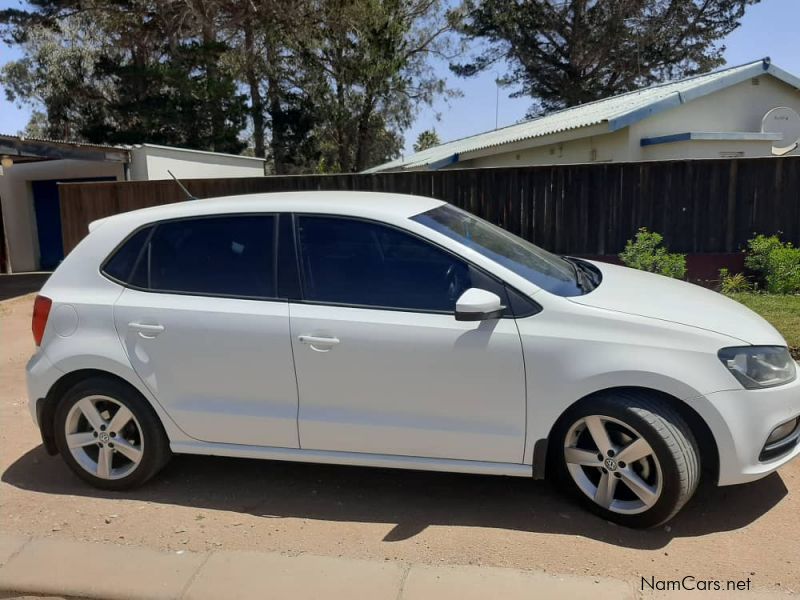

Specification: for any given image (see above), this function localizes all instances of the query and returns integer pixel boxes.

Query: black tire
[552,390,700,528]
[54,376,171,490]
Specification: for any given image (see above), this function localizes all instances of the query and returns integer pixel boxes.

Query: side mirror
[455,288,506,321]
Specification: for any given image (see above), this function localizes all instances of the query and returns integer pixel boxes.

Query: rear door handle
[298,335,340,351]
[128,322,165,338]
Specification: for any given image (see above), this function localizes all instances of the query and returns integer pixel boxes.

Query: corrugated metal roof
[366,58,800,173]
[0,133,130,152]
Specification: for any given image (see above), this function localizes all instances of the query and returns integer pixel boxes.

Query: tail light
[32,295,52,346]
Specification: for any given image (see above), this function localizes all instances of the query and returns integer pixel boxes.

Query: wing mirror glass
[455,288,505,321]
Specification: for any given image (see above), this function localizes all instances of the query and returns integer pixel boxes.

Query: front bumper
[705,370,800,486]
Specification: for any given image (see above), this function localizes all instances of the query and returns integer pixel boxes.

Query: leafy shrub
[744,234,785,277]
[743,234,800,294]
[718,268,751,294]
[619,228,687,279]
[764,247,800,294]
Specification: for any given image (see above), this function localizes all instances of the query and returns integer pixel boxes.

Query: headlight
[718,346,797,389]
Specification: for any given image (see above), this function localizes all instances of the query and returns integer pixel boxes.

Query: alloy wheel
[64,395,144,480]
[563,415,663,515]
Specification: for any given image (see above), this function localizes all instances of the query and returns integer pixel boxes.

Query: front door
[112,214,299,448]
[290,215,526,463]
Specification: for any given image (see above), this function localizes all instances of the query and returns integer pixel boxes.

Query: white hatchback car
[27,192,800,527]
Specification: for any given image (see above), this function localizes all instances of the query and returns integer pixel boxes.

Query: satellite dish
[761,107,800,156]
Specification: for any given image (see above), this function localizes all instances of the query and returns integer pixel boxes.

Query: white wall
[0,159,124,272]
[632,75,800,161]
[458,128,631,168]
[640,139,779,161]
[129,145,265,180]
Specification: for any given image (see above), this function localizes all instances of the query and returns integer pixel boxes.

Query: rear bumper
[706,373,800,486]
[26,350,64,455]
[26,350,59,427]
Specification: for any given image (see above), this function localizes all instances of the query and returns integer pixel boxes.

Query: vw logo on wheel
[604,458,617,471]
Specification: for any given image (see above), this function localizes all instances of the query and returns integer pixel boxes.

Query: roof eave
[767,64,800,91]
[427,153,459,170]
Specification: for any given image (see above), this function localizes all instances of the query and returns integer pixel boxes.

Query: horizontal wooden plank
[59,156,800,258]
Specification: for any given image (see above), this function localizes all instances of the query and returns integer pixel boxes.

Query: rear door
[111,214,299,448]
[290,215,527,463]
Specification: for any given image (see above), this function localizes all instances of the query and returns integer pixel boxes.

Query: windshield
[412,204,588,296]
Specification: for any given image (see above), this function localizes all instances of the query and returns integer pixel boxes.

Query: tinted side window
[146,216,276,298]
[103,227,152,283]
[296,216,506,312]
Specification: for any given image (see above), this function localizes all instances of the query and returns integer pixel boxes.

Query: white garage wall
[0,159,124,272]
[129,144,265,181]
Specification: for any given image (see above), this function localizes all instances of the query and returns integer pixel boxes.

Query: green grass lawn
[728,293,800,359]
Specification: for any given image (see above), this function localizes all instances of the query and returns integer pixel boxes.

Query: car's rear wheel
[54,376,171,490]
[553,391,700,528]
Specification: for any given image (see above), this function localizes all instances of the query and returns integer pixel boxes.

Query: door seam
[110,286,195,439]
[513,317,529,465]
[287,302,302,449]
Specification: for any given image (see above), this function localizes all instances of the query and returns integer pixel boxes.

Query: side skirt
[171,441,533,478]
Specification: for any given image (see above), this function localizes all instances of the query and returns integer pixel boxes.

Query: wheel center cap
[604,458,617,471]
[99,432,110,443]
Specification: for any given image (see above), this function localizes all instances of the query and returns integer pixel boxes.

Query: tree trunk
[244,22,266,158]
[354,94,375,172]
[202,21,224,152]
[265,39,286,174]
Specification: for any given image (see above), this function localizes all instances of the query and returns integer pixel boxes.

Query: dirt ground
[1,293,799,595]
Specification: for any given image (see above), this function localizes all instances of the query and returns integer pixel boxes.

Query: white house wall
[632,75,800,161]
[0,159,124,272]
[456,128,632,168]
[639,139,779,161]
[129,145,265,180]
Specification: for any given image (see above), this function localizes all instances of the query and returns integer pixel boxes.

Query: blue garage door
[32,177,116,270]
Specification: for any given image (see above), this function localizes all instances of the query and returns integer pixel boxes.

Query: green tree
[413,129,441,151]
[1,6,112,140]
[453,0,759,116]
[1,1,247,153]
[296,0,460,172]
[1,0,458,171]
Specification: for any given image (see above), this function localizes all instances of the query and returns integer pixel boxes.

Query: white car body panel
[24,191,800,489]
[289,302,526,463]
[113,289,299,448]
[571,261,785,345]
[170,441,533,477]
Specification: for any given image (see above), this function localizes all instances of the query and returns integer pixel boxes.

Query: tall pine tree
[453,0,760,116]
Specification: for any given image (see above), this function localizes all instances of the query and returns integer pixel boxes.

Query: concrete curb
[0,535,634,600]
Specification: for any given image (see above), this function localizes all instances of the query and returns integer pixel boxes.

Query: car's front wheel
[553,391,700,528]
[54,376,171,490]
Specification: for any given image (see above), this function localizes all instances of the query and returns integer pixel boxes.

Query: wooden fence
[59,156,800,260]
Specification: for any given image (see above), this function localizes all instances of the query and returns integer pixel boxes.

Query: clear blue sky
[1,0,799,155]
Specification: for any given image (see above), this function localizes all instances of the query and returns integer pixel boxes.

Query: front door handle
[128,322,165,339]
[298,335,340,351]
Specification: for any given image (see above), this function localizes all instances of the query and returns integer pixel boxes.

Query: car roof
[92,191,446,231]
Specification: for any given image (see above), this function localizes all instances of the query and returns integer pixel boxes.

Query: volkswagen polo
[26,192,800,527]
